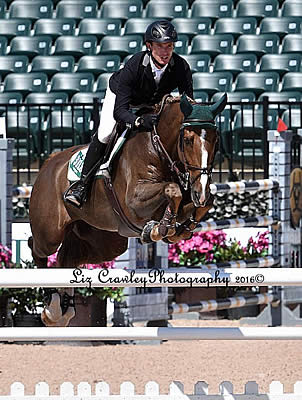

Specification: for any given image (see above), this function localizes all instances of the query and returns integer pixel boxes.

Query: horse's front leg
[141,182,182,243]
[167,195,214,243]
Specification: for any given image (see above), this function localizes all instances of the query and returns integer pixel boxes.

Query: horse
[28,93,227,326]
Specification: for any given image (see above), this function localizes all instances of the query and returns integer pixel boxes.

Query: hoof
[43,292,62,323]
[41,307,75,327]
[141,220,158,244]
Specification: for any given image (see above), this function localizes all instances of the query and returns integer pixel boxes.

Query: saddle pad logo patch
[290,167,302,228]
[70,150,85,178]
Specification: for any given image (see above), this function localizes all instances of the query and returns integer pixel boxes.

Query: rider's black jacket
[109,51,193,127]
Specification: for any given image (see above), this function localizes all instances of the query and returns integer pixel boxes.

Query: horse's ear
[210,93,228,117]
[180,93,193,118]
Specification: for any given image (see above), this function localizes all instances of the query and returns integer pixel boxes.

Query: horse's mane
[153,95,195,113]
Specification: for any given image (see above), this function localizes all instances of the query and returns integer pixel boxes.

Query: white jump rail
[1,327,302,341]
[195,216,278,232]
[0,268,301,287]
[209,179,279,194]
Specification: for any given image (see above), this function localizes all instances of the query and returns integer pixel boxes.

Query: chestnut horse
[28,93,227,326]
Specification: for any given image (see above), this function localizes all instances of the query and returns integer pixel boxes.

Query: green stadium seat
[236,34,280,57]
[214,91,256,103]
[77,55,120,76]
[216,108,232,134]
[43,108,92,152]
[235,72,280,95]
[124,18,157,35]
[260,54,301,75]
[282,0,302,17]
[213,54,257,76]
[4,72,48,95]
[0,92,23,113]
[172,18,211,38]
[282,109,302,131]
[174,34,189,55]
[0,92,23,104]
[260,17,302,37]
[9,36,52,58]
[193,90,209,103]
[232,109,279,165]
[25,92,69,109]
[0,55,28,78]
[78,18,121,39]
[0,1,6,19]
[212,91,256,116]
[9,0,53,20]
[99,0,143,21]
[34,19,76,38]
[7,108,44,163]
[0,19,31,40]
[192,72,233,96]
[50,72,94,96]
[282,34,302,53]
[71,92,106,105]
[56,0,98,21]
[282,72,302,92]
[191,0,233,20]
[25,94,68,152]
[95,73,112,92]
[99,35,143,57]
[182,54,211,72]
[31,55,75,78]
[0,37,8,55]
[54,35,98,59]
[236,0,279,21]
[145,0,188,19]
[214,17,257,38]
[191,34,234,58]
[258,91,302,111]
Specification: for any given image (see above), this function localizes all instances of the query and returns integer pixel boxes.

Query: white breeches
[98,86,117,143]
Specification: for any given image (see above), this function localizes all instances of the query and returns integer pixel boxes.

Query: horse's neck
[158,103,181,158]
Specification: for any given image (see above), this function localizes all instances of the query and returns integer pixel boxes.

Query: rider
[65,20,194,208]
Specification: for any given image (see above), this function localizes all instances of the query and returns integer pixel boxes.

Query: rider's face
[149,42,174,67]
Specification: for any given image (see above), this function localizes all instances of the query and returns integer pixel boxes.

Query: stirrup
[63,181,87,208]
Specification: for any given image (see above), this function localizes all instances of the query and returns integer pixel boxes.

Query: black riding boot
[65,137,107,208]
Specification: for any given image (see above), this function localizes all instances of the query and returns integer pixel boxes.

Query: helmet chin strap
[151,53,166,69]
[147,46,167,69]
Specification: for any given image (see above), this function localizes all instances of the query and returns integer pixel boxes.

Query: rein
[152,126,190,190]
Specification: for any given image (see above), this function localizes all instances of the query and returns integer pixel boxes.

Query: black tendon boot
[65,136,107,208]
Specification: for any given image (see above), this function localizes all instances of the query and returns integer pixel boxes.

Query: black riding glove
[134,114,159,131]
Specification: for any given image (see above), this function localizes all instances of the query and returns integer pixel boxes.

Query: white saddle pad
[67,128,128,182]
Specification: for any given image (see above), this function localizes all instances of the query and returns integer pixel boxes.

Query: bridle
[179,120,218,190]
[152,120,218,191]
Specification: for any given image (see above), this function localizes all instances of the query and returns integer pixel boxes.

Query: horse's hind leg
[28,235,66,324]
[40,225,78,327]
[28,236,48,268]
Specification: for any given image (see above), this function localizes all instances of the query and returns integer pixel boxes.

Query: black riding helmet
[145,20,178,43]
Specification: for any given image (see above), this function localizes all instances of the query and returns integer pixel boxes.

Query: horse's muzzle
[191,188,212,208]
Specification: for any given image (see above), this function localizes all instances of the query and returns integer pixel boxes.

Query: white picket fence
[2,381,302,400]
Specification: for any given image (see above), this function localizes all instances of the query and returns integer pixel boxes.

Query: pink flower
[47,252,115,269]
